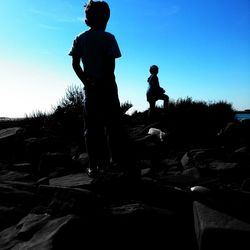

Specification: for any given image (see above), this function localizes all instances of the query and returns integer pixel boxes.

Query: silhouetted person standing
[69,0,136,178]
[146,65,169,119]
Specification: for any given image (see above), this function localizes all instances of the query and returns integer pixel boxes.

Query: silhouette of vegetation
[120,101,133,115]
[25,110,51,122]
[23,110,52,134]
[23,85,134,140]
[22,86,236,150]
[55,85,84,115]
[129,97,235,125]
[51,85,133,135]
[51,85,85,140]
[119,97,235,148]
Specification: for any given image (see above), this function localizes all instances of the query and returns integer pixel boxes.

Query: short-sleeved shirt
[147,75,164,101]
[148,75,160,89]
[69,29,121,85]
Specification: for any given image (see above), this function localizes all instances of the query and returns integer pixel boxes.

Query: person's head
[149,65,159,75]
[84,0,110,30]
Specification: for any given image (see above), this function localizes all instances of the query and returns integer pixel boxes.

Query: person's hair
[149,65,159,74]
[84,0,110,28]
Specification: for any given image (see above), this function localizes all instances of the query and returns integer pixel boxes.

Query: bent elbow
[72,61,78,70]
[72,56,80,69]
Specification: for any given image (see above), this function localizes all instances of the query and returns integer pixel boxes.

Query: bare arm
[72,56,87,86]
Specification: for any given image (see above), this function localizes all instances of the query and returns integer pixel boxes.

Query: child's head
[149,65,159,75]
[84,0,110,30]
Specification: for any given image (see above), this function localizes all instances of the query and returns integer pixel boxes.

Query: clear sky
[0,0,249,118]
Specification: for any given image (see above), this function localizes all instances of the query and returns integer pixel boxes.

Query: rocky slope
[0,117,250,249]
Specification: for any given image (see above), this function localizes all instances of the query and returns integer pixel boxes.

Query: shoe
[86,167,98,178]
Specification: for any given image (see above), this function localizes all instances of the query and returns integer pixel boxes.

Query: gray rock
[0,169,33,183]
[75,152,89,167]
[38,152,72,178]
[0,127,25,161]
[24,137,61,166]
[208,160,238,171]
[241,178,250,192]
[0,213,83,250]
[181,149,220,170]
[0,206,27,231]
[11,163,32,173]
[231,147,250,165]
[37,185,101,216]
[0,182,37,210]
[0,180,37,231]
[190,185,211,193]
[193,201,250,250]
[182,167,201,179]
[103,202,193,249]
[0,127,24,141]
[49,173,92,188]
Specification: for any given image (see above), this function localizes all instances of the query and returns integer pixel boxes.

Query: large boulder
[0,179,37,231]
[24,137,66,168]
[180,148,242,180]
[105,202,177,248]
[98,202,196,249]
[0,213,84,250]
[0,127,24,142]
[218,120,244,149]
[37,185,101,217]
[180,148,224,170]
[193,201,250,250]
[241,119,250,147]
[0,127,25,162]
[230,147,250,166]
[38,152,72,178]
[0,205,27,232]
[48,173,92,188]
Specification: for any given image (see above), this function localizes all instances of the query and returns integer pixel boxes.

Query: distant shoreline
[1,110,250,123]
[235,110,250,114]
[0,117,25,121]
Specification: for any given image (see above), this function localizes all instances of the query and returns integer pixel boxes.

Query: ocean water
[235,113,250,121]
[1,113,250,122]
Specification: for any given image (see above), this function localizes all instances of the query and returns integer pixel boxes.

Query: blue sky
[0,0,249,118]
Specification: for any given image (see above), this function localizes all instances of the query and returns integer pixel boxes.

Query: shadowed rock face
[193,201,250,250]
[0,116,249,249]
[0,213,83,250]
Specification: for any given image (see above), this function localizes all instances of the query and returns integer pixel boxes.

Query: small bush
[120,101,133,115]
[24,110,51,129]
[51,85,85,138]
[55,85,84,114]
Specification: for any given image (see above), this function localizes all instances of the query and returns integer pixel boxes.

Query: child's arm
[72,55,88,86]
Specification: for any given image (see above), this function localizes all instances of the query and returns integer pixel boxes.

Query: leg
[83,94,110,177]
[148,100,156,120]
[105,95,138,178]
[163,94,169,109]
[84,125,109,171]
[158,94,169,109]
[107,122,138,177]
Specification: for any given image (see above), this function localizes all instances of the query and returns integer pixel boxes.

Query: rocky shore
[0,113,250,250]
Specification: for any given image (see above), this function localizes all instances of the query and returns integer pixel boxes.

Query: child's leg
[106,117,139,178]
[105,92,138,176]
[158,94,169,109]
[83,90,110,173]
[84,125,110,171]
[163,94,169,109]
[148,100,156,120]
